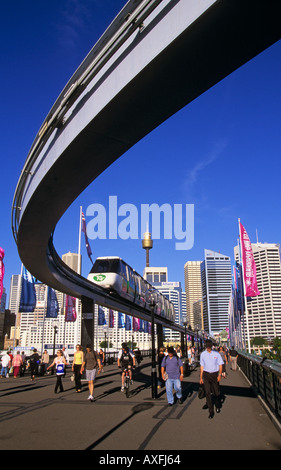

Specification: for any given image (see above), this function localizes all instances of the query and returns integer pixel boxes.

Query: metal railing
[238,351,281,424]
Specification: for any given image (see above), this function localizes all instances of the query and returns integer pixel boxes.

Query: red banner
[0,248,4,302]
[65,295,77,322]
[240,223,260,297]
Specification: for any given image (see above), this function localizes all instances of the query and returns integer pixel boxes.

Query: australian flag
[82,211,93,264]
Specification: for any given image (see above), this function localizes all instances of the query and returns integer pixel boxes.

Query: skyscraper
[184,261,202,329]
[143,267,184,344]
[234,242,281,339]
[201,250,232,337]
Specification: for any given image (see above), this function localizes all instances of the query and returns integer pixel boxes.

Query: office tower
[201,249,232,337]
[181,291,187,324]
[234,243,281,339]
[8,274,21,315]
[143,267,183,344]
[62,252,81,347]
[62,252,81,273]
[19,283,65,351]
[0,287,6,313]
[184,261,202,329]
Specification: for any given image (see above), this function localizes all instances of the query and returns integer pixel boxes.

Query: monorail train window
[119,261,127,278]
[90,258,120,274]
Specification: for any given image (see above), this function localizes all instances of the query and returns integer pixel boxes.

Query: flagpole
[13,263,23,351]
[238,219,251,354]
[75,206,82,347]
[41,285,48,355]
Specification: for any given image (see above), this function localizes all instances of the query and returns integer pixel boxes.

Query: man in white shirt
[1,352,11,378]
[200,340,223,419]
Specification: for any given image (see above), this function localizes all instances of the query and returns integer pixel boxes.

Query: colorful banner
[125,315,132,331]
[46,287,59,318]
[82,211,93,264]
[109,309,114,328]
[239,222,260,297]
[19,266,36,312]
[133,317,140,332]
[65,295,77,322]
[98,306,106,325]
[0,248,4,302]
[118,312,125,328]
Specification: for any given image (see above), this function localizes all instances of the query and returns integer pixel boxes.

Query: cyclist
[117,342,135,392]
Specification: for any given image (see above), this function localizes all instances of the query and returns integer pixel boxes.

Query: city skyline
[1,1,281,300]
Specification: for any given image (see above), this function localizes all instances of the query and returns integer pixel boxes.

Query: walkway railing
[238,351,281,425]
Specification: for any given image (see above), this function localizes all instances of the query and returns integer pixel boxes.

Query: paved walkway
[0,358,280,451]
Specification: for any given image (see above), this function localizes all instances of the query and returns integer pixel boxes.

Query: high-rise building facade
[234,242,281,339]
[143,267,184,344]
[184,261,202,329]
[201,250,232,337]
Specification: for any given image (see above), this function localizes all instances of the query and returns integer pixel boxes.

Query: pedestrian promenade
[0,357,280,451]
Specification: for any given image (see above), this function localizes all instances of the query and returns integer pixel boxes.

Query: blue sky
[1,0,281,301]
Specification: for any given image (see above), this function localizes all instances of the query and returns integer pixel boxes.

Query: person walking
[72,345,84,392]
[20,352,26,377]
[1,352,11,378]
[47,350,67,394]
[81,344,101,402]
[200,340,224,419]
[28,349,40,381]
[12,351,23,378]
[157,347,165,389]
[218,346,228,378]
[229,346,239,371]
[98,349,105,374]
[161,346,184,406]
[41,350,50,376]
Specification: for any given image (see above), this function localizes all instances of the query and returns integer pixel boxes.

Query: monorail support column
[181,332,185,358]
[156,324,164,350]
[81,296,95,349]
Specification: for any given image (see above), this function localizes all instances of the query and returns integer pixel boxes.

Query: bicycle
[123,368,131,398]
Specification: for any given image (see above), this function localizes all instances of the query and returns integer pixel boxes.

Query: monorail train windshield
[90,258,121,274]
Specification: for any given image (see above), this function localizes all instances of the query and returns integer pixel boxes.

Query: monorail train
[87,257,175,322]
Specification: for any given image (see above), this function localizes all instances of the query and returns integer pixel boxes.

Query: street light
[183,321,188,358]
[145,288,158,399]
[52,320,60,358]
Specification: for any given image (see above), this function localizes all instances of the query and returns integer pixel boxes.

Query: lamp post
[183,321,188,358]
[146,288,158,399]
[52,320,59,358]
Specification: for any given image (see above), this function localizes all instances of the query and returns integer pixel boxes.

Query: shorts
[121,363,132,372]
[86,369,97,381]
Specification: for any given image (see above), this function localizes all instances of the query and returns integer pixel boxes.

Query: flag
[109,309,114,328]
[98,306,106,325]
[125,315,131,331]
[133,317,140,332]
[65,295,77,322]
[82,211,93,264]
[19,266,36,312]
[118,312,125,328]
[0,248,4,302]
[239,222,260,297]
[46,287,59,318]
[139,320,144,332]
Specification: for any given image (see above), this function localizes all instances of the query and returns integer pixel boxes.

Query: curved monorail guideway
[12,0,281,333]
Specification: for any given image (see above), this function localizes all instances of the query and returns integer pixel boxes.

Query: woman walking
[72,345,84,392]
[47,350,67,394]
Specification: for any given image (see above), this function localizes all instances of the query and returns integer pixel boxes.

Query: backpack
[120,349,133,366]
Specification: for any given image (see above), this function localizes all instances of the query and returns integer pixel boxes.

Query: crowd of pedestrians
[0,342,238,416]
